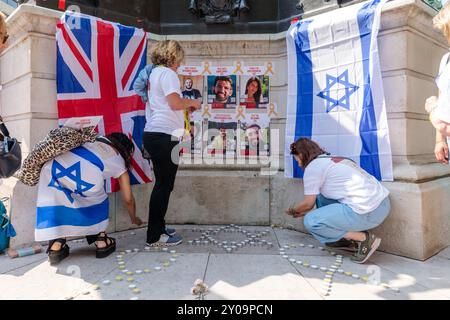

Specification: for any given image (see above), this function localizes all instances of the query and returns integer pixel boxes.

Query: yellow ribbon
[233,61,244,75]
[264,61,275,75]
[202,61,212,75]
[202,104,211,118]
[267,103,278,117]
[236,105,246,120]
[184,110,191,134]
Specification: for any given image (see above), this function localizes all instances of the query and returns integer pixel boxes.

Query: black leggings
[143,132,179,243]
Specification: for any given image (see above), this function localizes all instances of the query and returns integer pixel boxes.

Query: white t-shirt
[433,53,450,148]
[434,52,450,123]
[144,66,184,138]
[303,156,389,214]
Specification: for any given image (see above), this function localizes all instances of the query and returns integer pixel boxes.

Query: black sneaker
[351,231,381,264]
[325,238,358,252]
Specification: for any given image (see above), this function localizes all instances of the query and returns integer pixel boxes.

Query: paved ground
[1,225,450,300]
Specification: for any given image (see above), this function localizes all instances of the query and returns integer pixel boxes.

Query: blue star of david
[317,70,359,113]
[48,160,95,204]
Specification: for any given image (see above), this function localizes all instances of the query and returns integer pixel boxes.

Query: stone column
[0,5,62,247]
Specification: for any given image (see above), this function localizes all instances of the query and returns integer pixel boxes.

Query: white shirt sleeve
[99,144,127,179]
[303,161,324,196]
[161,69,181,97]
[104,155,127,179]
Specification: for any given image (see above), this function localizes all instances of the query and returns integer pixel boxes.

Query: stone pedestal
[1,0,449,260]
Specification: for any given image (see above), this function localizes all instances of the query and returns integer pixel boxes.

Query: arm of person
[285,194,317,218]
[117,172,143,226]
[435,129,449,164]
[133,65,153,103]
[166,93,201,111]
[430,111,450,137]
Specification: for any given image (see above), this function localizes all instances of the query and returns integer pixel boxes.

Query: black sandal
[93,232,116,259]
[47,239,70,266]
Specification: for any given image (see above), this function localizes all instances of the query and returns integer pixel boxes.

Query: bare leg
[50,238,66,251]
[95,232,111,249]
[344,231,366,242]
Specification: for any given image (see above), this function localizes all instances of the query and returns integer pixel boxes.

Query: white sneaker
[146,233,183,247]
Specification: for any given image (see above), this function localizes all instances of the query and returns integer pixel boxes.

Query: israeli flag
[285,0,393,181]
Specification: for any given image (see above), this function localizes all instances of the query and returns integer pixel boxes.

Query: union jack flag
[56,12,152,192]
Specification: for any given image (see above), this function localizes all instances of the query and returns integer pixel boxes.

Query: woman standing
[427,3,450,162]
[144,40,200,247]
[36,133,143,265]
[286,138,390,264]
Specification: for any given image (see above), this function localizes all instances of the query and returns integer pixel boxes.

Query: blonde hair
[434,3,450,41]
[0,12,7,42]
[150,40,185,68]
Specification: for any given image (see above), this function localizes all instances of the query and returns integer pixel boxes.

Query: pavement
[1,225,450,300]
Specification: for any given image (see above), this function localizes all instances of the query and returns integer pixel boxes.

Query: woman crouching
[286,138,390,264]
[35,133,143,265]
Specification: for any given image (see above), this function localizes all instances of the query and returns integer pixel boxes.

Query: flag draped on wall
[56,12,152,192]
[285,0,393,181]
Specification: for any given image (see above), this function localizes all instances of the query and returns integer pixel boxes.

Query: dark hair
[106,133,135,169]
[214,76,233,87]
[245,77,262,104]
[290,137,327,169]
[246,124,261,131]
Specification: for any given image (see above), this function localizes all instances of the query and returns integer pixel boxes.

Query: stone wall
[1,0,449,260]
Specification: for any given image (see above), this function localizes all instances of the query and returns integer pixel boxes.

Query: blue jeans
[303,195,391,244]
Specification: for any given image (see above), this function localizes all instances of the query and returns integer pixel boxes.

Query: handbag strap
[316,154,356,163]
[0,120,10,138]
[96,136,113,147]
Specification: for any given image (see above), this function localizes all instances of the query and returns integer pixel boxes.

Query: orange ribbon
[236,106,246,120]
[267,103,278,117]
[233,61,244,75]
[202,104,211,118]
[202,61,212,75]
[264,62,275,75]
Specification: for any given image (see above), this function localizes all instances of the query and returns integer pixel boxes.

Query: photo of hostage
[207,122,237,155]
[243,124,262,156]
[181,77,203,101]
[209,75,237,109]
[286,138,391,264]
[240,76,269,109]
[35,133,144,265]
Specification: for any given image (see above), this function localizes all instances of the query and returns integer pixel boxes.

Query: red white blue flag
[56,12,152,192]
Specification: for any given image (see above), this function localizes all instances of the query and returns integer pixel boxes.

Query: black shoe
[325,238,358,252]
[351,231,381,264]
[47,239,70,266]
[93,232,116,259]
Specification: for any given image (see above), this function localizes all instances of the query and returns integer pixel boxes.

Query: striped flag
[56,12,152,192]
[285,0,393,181]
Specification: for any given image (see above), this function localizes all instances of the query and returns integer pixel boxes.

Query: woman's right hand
[435,140,449,164]
[189,99,201,111]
